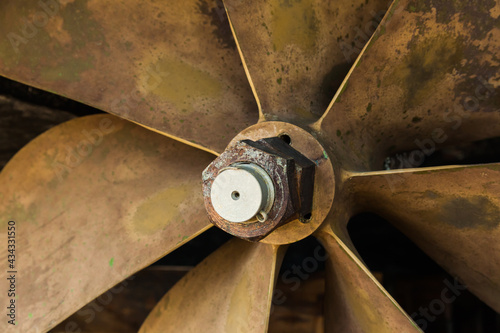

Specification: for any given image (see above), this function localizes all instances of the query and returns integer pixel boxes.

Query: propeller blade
[318,0,500,170]
[139,238,284,332]
[224,0,391,122]
[317,226,420,332]
[348,163,500,312]
[0,115,214,331]
[0,0,258,154]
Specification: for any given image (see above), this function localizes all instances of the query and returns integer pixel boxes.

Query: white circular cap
[210,164,274,223]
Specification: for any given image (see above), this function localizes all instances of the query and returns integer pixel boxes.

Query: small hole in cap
[231,191,240,200]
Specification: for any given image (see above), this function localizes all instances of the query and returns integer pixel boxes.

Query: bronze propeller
[1,0,499,332]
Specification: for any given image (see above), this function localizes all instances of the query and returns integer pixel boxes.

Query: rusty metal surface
[316,226,421,332]
[346,163,500,313]
[0,0,258,155]
[139,238,285,333]
[259,137,316,222]
[231,122,335,245]
[203,140,297,241]
[202,137,315,241]
[0,115,214,332]
[0,0,499,330]
[223,0,392,123]
[317,0,500,171]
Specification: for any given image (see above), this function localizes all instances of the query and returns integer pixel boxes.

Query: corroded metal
[230,122,336,245]
[317,0,500,171]
[0,115,213,332]
[202,137,315,241]
[346,164,500,313]
[224,0,392,123]
[1,0,500,331]
[0,0,258,155]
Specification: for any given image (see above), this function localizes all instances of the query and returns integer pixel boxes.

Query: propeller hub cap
[210,163,275,223]
[202,122,335,244]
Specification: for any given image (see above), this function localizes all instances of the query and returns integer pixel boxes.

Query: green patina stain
[132,185,191,235]
[40,56,95,81]
[62,0,106,47]
[484,164,500,172]
[366,103,372,113]
[270,0,318,52]
[1,201,38,228]
[385,0,402,22]
[387,34,464,110]
[197,1,235,50]
[109,258,114,267]
[323,150,328,159]
[28,313,33,319]
[0,0,103,81]
[146,56,222,112]
[441,196,500,229]
[406,0,498,39]
[365,0,401,49]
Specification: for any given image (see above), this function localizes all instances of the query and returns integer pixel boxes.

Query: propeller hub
[202,121,335,244]
[202,136,316,241]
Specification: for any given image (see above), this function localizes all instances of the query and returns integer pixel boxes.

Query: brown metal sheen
[202,137,315,241]
[317,226,421,333]
[0,115,213,332]
[317,0,500,170]
[0,0,258,155]
[346,163,500,313]
[2,0,499,330]
[223,0,392,123]
[139,238,285,333]
[317,187,362,260]
[230,122,335,245]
